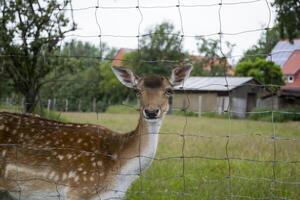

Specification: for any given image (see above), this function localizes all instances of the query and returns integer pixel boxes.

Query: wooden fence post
[93,98,96,112]
[65,99,68,112]
[53,98,56,111]
[198,96,202,117]
[78,99,81,112]
[47,99,51,113]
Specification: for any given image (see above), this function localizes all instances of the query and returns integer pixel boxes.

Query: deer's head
[112,65,193,122]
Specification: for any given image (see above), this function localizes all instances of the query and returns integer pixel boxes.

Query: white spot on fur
[0,125,4,130]
[58,155,64,160]
[2,150,7,157]
[62,173,67,180]
[97,161,102,166]
[77,139,82,144]
[112,154,118,160]
[68,171,76,178]
[54,175,60,182]
[74,176,79,182]
[49,171,56,179]
[66,154,72,159]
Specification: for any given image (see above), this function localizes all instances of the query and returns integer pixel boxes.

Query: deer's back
[0,112,123,199]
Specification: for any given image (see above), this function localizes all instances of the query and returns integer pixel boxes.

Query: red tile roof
[112,48,133,67]
[282,50,300,75]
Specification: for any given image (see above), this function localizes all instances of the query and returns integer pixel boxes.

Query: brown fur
[0,112,150,199]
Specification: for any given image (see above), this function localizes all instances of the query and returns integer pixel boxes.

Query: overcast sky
[65,0,276,64]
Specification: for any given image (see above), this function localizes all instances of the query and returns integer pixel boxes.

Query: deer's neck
[121,114,162,172]
[107,114,162,198]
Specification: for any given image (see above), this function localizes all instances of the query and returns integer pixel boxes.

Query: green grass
[60,112,300,200]
[105,104,138,114]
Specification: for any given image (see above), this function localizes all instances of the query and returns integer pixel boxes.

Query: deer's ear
[170,65,193,86]
[112,66,139,88]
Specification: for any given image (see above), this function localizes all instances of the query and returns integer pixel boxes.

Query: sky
[65,0,276,65]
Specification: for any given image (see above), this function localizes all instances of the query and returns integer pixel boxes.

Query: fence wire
[1,0,300,200]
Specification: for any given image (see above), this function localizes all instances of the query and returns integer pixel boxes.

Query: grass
[60,111,300,200]
[105,104,138,114]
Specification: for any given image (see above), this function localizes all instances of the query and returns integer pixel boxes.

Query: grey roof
[174,76,253,92]
[267,39,300,67]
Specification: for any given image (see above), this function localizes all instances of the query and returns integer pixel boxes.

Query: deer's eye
[164,88,173,96]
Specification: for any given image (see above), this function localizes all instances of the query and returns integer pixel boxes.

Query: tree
[273,0,300,41]
[193,38,235,76]
[240,27,280,62]
[123,22,186,76]
[235,58,284,87]
[40,41,125,112]
[0,0,76,112]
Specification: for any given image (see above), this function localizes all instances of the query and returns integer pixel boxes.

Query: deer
[0,65,192,200]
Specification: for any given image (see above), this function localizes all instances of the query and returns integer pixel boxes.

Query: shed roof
[173,76,254,92]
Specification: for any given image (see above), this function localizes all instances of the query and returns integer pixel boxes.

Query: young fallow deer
[0,65,192,200]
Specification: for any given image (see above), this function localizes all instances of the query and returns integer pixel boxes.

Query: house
[188,55,235,76]
[265,40,300,108]
[112,48,134,67]
[267,39,300,67]
[172,77,265,118]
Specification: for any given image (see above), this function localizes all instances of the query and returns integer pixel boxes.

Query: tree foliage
[273,0,300,41]
[123,22,186,76]
[0,0,75,112]
[235,58,284,86]
[239,28,280,62]
[40,40,126,112]
[192,38,234,76]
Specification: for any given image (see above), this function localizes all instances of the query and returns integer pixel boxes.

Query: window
[287,75,294,83]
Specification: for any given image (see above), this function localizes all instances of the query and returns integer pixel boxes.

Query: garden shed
[172,76,264,118]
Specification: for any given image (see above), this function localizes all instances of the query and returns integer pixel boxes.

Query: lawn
[60,111,300,200]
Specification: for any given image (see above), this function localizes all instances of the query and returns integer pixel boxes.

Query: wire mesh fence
[1,0,300,200]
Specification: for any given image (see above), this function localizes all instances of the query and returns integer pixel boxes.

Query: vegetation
[122,22,186,76]
[249,107,300,122]
[235,58,284,87]
[59,112,300,200]
[193,38,235,76]
[239,28,281,62]
[0,0,76,113]
[273,0,300,41]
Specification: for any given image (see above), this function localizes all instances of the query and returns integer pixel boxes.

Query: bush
[249,106,300,122]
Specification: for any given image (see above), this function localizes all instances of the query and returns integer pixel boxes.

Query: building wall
[257,96,279,109]
[172,80,263,118]
[172,92,218,113]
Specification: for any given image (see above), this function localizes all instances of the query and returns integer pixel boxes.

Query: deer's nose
[143,108,160,119]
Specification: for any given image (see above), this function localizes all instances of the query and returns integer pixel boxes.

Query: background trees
[122,22,186,76]
[0,0,75,112]
[235,58,284,87]
[273,0,300,41]
[192,38,235,76]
